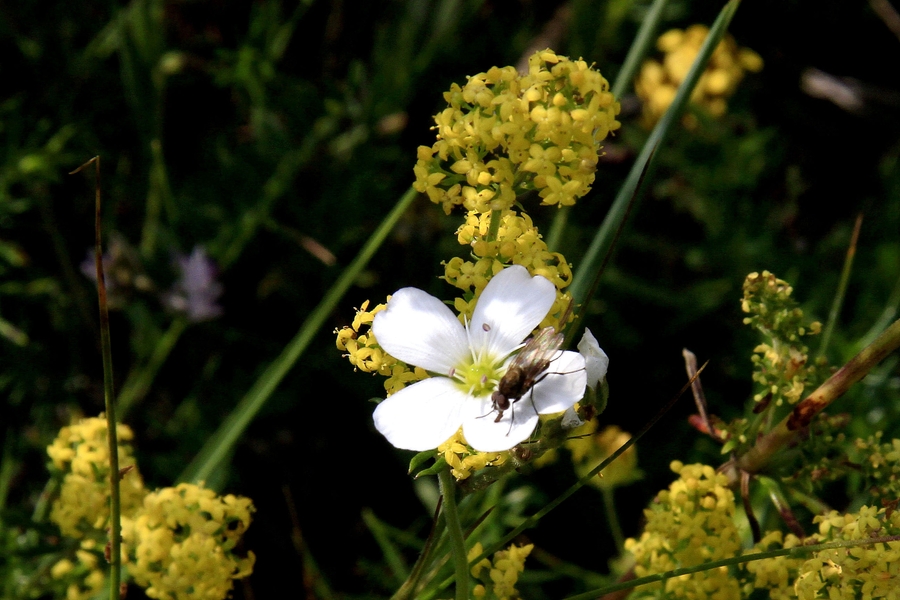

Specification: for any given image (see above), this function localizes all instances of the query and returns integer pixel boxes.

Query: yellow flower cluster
[747,506,900,600]
[334,299,429,395]
[444,209,573,330]
[853,433,900,499]
[414,49,620,213]
[635,24,763,128]
[567,422,639,490]
[624,461,742,600]
[793,505,900,599]
[50,539,107,600]
[46,418,256,600]
[438,428,508,480]
[46,416,146,538]
[744,530,806,600]
[122,483,255,600]
[468,542,534,599]
[742,271,823,408]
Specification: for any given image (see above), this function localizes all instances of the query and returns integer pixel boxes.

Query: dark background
[2,0,899,597]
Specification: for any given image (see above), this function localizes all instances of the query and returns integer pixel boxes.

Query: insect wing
[508,326,564,374]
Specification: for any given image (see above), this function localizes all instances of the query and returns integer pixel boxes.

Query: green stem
[439,468,469,600]
[180,186,419,485]
[117,316,187,419]
[563,535,900,600]
[818,214,862,358]
[732,317,900,481]
[545,205,569,252]
[610,0,670,100]
[601,487,625,555]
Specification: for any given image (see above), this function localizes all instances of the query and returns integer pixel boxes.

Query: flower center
[451,355,506,398]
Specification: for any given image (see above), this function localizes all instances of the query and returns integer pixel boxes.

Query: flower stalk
[438,467,469,600]
[70,156,121,600]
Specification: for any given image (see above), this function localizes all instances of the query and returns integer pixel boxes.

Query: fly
[488,300,576,430]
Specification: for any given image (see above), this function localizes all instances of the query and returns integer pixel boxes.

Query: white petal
[529,350,586,414]
[373,287,469,374]
[561,406,584,429]
[372,378,468,451]
[577,328,609,389]
[462,395,540,452]
[469,266,557,360]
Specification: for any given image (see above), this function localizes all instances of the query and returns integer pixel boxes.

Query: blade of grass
[817,213,863,358]
[610,0,670,99]
[545,0,670,253]
[362,508,410,585]
[179,186,419,485]
[568,0,743,314]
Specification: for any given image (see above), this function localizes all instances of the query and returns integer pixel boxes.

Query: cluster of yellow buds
[46,416,146,538]
[852,433,900,499]
[624,462,743,599]
[741,271,824,408]
[747,505,900,599]
[438,429,508,480]
[468,542,534,599]
[414,49,620,213]
[635,24,763,128]
[444,209,573,330]
[122,483,255,600]
[334,300,429,395]
[46,417,255,600]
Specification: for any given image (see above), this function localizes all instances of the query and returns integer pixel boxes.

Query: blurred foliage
[1,0,899,598]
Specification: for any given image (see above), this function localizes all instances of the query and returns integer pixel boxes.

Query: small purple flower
[162,247,223,322]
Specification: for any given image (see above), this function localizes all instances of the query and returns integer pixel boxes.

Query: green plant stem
[117,316,187,419]
[610,0,670,100]
[601,487,625,555]
[818,214,862,358]
[179,186,419,485]
[564,535,900,600]
[732,317,900,481]
[439,468,469,600]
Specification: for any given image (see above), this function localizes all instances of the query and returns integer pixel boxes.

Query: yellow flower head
[415,49,620,213]
[635,24,763,128]
[122,483,255,600]
[47,416,146,539]
[444,208,574,332]
[468,541,534,600]
[624,462,742,599]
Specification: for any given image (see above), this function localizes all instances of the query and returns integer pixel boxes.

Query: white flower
[372,265,587,452]
[577,328,609,390]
